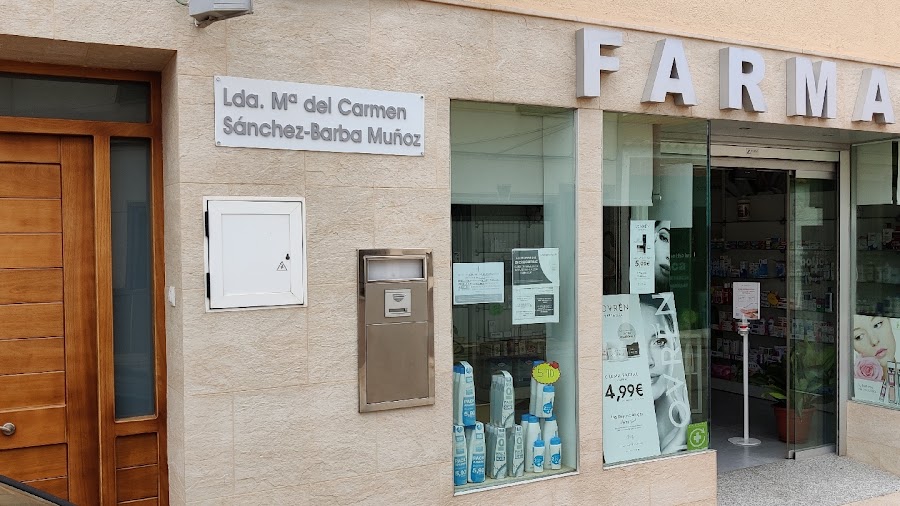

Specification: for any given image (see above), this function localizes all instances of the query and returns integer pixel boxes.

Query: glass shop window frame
[600,111,711,467]
[850,141,900,411]
[450,101,579,493]
[0,62,168,492]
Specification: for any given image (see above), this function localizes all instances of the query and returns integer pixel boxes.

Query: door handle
[0,423,14,436]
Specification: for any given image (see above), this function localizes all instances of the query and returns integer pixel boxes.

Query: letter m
[786,57,837,118]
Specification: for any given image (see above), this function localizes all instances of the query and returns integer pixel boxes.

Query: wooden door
[0,134,98,504]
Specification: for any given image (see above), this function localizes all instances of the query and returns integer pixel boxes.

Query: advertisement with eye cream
[853,315,900,407]
[603,292,693,465]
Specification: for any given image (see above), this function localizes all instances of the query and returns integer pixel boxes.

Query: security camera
[189,0,253,26]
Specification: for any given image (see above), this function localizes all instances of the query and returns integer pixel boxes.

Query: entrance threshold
[717,454,900,506]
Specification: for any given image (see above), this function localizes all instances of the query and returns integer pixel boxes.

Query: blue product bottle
[549,436,562,470]
[532,439,545,473]
[539,385,555,418]
[453,425,468,486]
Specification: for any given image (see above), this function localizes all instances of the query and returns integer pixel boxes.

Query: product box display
[452,360,565,487]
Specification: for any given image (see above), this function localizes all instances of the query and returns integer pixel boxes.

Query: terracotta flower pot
[773,405,815,443]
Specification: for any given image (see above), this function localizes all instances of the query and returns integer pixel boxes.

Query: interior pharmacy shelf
[710,377,771,400]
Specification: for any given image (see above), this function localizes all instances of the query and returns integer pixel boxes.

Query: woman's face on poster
[654,223,671,288]
[853,315,897,368]
[642,303,675,401]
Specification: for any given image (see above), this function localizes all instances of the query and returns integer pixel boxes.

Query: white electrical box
[189,0,253,24]
[204,197,306,310]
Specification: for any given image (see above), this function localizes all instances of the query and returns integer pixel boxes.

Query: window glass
[601,112,710,465]
[851,141,900,409]
[0,72,150,123]
[111,138,156,419]
[450,102,576,490]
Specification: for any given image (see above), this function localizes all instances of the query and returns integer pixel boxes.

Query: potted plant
[764,341,836,443]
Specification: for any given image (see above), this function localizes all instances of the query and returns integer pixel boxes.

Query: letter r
[576,28,623,98]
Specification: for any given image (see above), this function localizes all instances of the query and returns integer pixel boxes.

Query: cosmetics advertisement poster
[629,220,655,294]
[511,248,559,324]
[853,315,900,406]
[603,292,692,464]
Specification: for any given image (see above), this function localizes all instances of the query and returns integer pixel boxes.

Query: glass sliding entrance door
[786,172,838,456]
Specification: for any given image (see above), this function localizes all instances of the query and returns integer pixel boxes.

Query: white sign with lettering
[214,76,425,156]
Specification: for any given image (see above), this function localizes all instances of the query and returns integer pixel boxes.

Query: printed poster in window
[511,248,559,325]
[852,315,900,406]
[629,220,655,294]
[603,292,693,465]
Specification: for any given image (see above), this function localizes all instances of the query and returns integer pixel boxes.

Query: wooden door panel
[0,234,62,268]
[23,477,68,500]
[0,269,63,304]
[116,433,158,469]
[119,498,158,506]
[0,372,66,409]
[116,465,158,503]
[0,303,64,339]
[0,444,67,481]
[0,135,59,163]
[0,164,61,198]
[0,337,65,375]
[0,407,66,450]
[0,200,61,233]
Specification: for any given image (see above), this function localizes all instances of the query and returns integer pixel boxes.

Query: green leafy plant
[764,341,836,418]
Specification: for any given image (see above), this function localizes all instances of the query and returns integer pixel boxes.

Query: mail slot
[358,248,434,412]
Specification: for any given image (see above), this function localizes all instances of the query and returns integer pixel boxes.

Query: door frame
[0,60,167,504]
[708,143,846,460]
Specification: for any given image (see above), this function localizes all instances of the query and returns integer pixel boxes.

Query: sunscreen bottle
[549,436,562,470]
[537,385,555,418]
[499,371,515,427]
[541,414,558,442]
[529,360,545,415]
[524,415,540,472]
[507,424,525,477]
[532,439,545,473]
[459,361,476,426]
[466,422,485,483]
[453,425,468,486]
[453,365,464,425]
[489,426,507,479]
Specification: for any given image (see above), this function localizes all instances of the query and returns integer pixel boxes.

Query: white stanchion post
[729,316,761,447]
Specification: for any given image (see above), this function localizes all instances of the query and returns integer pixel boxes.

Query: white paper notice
[630,220,655,294]
[732,282,761,320]
[453,262,504,305]
[511,248,560,324]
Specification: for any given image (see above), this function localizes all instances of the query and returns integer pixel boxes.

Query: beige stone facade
[3,0,900,504]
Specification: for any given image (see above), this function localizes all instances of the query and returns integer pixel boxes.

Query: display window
[450,102,577,491]
[850,141,900,410]
[601,112,711,465]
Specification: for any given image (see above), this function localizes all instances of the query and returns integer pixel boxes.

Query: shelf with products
[454,466,575,492]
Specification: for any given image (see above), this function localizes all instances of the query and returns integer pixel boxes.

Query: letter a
[853,68,895,124]
[642,38,698,106]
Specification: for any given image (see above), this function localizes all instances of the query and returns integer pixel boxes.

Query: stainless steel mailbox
[358,248,434,412]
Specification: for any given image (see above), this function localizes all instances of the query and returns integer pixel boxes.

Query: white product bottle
[453,365,464,425]
[541,414,558,443]
[499,371,515,427]
[537,385,555,418]
[507,425,525,477]
[459,361,476,427]
[524,415,540,472]
[529,360,545,415]
[453,425,468,486]
[549,436,562,470]
[532,439,545,473]
[466,422,485,483]
[489,426,507,479]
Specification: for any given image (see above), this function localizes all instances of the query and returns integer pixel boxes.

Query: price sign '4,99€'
[605,383,644,402]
